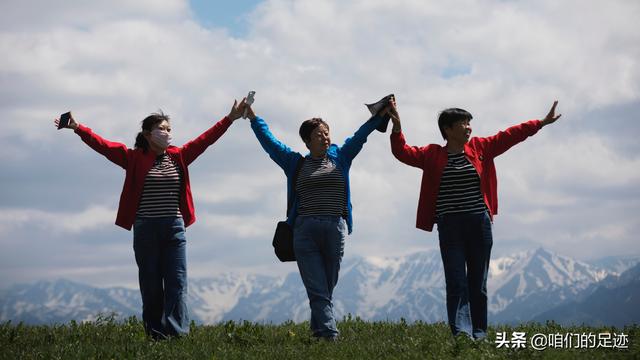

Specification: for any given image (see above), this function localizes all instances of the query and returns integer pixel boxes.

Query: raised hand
[243,103,256,120]
[227,98,247,121]
[53,112,79,130]
[386,96,401,133]
[541,100,561,127]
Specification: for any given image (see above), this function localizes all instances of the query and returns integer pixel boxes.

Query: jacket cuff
[390,131,404,141]
[75,124,90,135]
[220,115,233,127]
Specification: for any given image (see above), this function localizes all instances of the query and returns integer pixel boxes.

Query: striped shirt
[435,152,486,216]
[296,156,347,217]
[136,153,183,218]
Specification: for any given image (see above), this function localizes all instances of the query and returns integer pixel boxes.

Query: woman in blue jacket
[243,104,389,340]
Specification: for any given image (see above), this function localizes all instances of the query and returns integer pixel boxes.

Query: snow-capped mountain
[532,262,640,327]
[188,274,284,323]
[1,248,637,325]
[333,251,446,322]
[0,279,140,324]
[487,247,610,323]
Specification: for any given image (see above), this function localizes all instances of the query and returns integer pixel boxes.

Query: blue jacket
[250,115,383,234]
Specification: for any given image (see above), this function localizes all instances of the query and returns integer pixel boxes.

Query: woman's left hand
[243,103,256,120]
[381,96,401,133]
[541,100,561,127]
[228,98,247,121]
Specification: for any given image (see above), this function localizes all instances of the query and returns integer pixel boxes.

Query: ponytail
[135,132,149,152]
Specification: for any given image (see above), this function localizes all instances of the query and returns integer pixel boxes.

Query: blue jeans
[437,211,493,339]
[133,216,189,338]
[293,215,346,339]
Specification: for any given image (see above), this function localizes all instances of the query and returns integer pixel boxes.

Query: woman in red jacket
[389,98,561,340]
[54,99,246,339]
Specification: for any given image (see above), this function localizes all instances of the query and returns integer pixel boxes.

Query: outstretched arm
[482,100,561,158]
[54,112,129,169]
[339,98,397,161]
[246,105,299,171]
[338,114,385,162]
[181,98,246,165]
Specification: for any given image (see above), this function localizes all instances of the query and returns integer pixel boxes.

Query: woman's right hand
[386,96,401,133]
[53,112,79,130]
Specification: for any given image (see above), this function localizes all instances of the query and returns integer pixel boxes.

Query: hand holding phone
[243,91,256,119]
[57,112,71,130]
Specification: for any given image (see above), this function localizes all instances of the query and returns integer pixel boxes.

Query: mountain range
[1,248,638,327]
[533,261,640,327]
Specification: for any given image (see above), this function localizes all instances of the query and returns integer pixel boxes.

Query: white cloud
[193,171,282,204]
[198,212,274,239]
[0,206,115,235]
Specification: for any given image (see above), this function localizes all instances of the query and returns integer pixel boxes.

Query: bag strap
[287,156,305,216]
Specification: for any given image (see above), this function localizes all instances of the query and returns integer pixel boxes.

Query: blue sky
[0,0,639,289]
[188,0,262,37]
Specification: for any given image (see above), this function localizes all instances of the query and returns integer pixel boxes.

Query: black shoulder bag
[272,157,305,262]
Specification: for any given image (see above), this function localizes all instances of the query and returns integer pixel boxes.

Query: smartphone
[58,112,71,129]
[243,91,256,119]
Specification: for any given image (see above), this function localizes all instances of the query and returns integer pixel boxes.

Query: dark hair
[135,111,170,152]
[299,117,329,144]
[438,108,473,140]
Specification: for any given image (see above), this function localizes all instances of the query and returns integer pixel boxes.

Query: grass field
[1,315,637,359]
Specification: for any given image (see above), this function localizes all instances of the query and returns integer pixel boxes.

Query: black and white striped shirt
[296,156,347,217]
[435,152,486,216]
[136,153,183,218]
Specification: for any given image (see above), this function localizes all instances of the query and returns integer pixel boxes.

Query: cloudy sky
[1,0,639,289]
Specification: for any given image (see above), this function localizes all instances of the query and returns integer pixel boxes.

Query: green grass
[0,315,637,359]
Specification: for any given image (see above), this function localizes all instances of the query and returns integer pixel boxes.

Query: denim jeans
[437,211,493,339]
[293,215,346,339]
[133,216,189,339]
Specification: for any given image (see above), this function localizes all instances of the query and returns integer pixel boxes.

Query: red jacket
[390,120,542,232]
[75,116,233,230]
